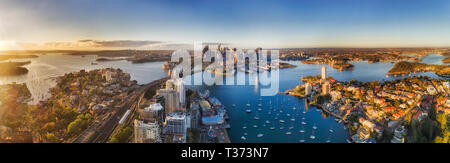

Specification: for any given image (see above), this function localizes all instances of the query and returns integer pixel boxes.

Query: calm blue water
[185,53,447,143]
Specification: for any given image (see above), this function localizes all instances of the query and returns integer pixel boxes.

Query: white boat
[290,118,295,122]
[241,136,246,140]
[289,127,294,130]
[280,127,285,130]
[299,140,305,143]
[287,114,290,117]
[301,122,307,125]
[253,125,258,128]
[279,120,285,123]
[254,116,260,120]
[302,117,306,120]
[246,103,251,107]
[232,104,236,107]
[303,111,306,114]
[244,133,248,136]
[299,130,305,133]
[266,120,270,124]
[242,126,247,129]
[257,134,264,138]
[329,129,334,133]
[312,126,317,130]
[286,132,292,135]
[246,109,252,113]
[270,127,275,130]
[258,108,262,111]
[310,135,316,139]
[326,140,331,143]
[293,106,296,110]
[258,104,262,107]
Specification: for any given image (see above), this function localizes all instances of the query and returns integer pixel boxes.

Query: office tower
[175,79,186,107]
[305,82,312,96]
[322,81,331,95]
[321,65,326,81]
[157,88,179,115]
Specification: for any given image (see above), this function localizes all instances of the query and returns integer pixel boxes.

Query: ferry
[286,132,292,135]
[246,109,252,113]
[257,134,264,138]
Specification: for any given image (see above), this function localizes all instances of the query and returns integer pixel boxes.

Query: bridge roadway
[73,77,169,143]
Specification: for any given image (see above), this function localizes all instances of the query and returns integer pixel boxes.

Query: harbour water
[0,53,447,142]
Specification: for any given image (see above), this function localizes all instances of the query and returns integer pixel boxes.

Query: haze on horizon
[0,0,449,50]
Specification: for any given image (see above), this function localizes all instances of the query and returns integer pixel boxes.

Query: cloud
[0,40,194,50]
[76,40,163,48]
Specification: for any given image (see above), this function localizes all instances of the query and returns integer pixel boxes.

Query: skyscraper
[175,79,186,107]
[157,88,179,115]
[305,82,312,96]
[321,65,326,81]
[322,81,330,95]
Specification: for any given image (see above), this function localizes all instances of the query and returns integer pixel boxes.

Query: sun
[0,41,21,51]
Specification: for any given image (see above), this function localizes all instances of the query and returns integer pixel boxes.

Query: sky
[0,0,449,50]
